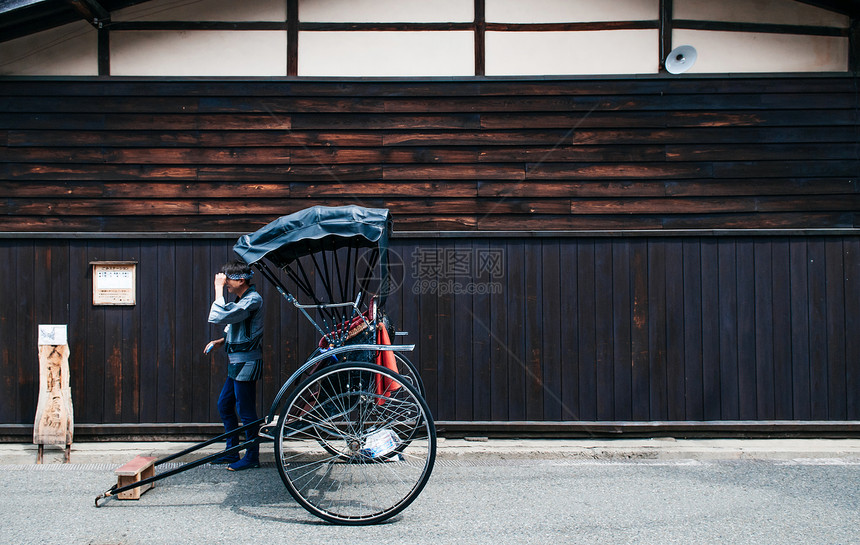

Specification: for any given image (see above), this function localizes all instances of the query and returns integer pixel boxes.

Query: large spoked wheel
[275,361,436,525]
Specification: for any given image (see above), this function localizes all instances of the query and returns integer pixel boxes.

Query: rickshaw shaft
[155,418,264,465]
[95,418,264,507]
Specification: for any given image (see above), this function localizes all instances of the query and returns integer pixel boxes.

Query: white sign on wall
[91,261,137,305]
[38,324,68,346]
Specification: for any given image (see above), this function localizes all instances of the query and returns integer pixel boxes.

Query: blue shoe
[210,453,240,465]
[227,454,260,471]
[212,434,240,464]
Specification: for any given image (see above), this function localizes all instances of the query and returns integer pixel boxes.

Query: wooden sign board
[34,324,74,462]
[92,261,137,306]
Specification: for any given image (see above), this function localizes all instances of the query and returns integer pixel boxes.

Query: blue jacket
[208,286,264,365]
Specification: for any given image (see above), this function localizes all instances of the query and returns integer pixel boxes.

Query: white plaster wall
[486,30,659,75]
[298,31,474,76]
[111,31,288,76]
[114,0,287,22]
[486,0,658,23]
[0,0,850,77]
[0,21,97,76]
[674,0,849,27]
[674,30,848,73]
[299,0,472,22]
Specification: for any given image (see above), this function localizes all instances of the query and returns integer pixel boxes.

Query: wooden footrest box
[114,455,157,500]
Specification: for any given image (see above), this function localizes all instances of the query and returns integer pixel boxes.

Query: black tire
[275,361,436,525]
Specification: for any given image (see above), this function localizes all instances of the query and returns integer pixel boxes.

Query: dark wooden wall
[388,235,859,423]
[0,76,857,232]
[1,76,859,431]
[0,234,858,427]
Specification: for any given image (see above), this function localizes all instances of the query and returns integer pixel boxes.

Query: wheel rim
[276,362,435,524]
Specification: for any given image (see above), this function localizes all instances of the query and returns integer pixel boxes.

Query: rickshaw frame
[96,206,435,525]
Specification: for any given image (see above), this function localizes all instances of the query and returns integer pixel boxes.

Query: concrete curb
[4,438,860,466]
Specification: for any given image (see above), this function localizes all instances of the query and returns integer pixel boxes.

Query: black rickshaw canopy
[233,205,392,269]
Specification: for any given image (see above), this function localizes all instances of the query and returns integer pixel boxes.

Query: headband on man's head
[226,271,253,280]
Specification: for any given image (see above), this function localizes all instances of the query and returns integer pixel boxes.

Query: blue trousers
[217,377,259,457]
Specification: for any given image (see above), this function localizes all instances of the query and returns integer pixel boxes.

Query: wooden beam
[66,0,109,27]
[435,420,860,438]
[483,21,658,32]
[794,0,860,17]
[851,17,860,72]
[474,0,485,76]
[660,0,673,73]
[108,21,287,31]
[673,19,848,36]
[6,421,860,439]
[97,25,108,75]
[287,0,297,76]
[300,22,475,31]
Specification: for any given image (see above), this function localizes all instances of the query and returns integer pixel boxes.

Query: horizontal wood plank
[5,92,854,114]
[478,179,859,198]
[0,76,857,232]
[0,76,853,98]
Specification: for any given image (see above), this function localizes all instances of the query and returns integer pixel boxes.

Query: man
[204,259,263,471]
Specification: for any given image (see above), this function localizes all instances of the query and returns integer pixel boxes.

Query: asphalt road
[1,457,858,545]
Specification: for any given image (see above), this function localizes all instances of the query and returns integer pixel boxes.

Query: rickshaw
[96,206,436,525]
